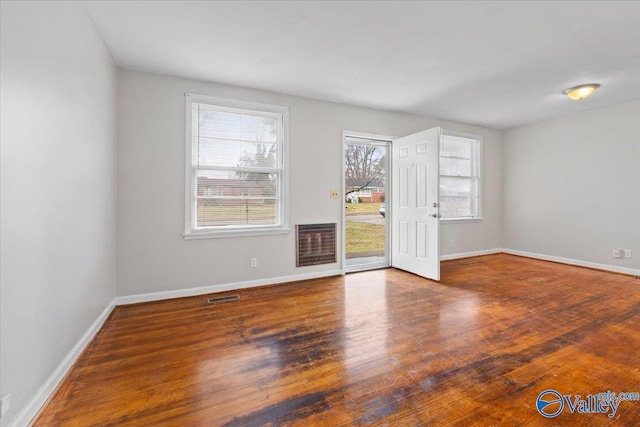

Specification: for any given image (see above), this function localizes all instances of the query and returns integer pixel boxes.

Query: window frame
[352,189,373,198]
[439,130,483,222]
[184,93,290,239]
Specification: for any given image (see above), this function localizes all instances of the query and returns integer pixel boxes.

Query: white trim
[439,131,483,220]
[115,269,343,306]
[184,227,290,240]
[185,93,288,115]
[350,189,372,198]
[9,300,117,427]
[344,131,397,144]
[440,129,481,140]
[184,93,290,240]
[502,248,640,277]
[342,130,394,275]
[341,133,347,276]
[345,262,389,273]
[440,248,503,261]
[184,94,194,239]
[441,217,484,224]
[9,249,636,426]
[440,248,640,276]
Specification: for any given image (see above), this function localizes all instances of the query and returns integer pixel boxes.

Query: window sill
[184,226,290,240]
[441,217,483,224]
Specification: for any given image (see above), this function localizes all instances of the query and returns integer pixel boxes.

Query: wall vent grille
[296,223,337,267]
[207,294,240,304]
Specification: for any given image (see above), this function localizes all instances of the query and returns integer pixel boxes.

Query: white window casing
[352,189,372,198]
[439,130,482,221]
[184,94,289,239]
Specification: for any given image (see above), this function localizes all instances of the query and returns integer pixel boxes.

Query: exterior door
[343,134,391,273]
[391,127,441,280]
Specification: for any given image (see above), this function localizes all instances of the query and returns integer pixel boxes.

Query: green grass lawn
[197,203,276,226]
[345,221,385,255]
[197,200,385,257]
[345,202,383,216]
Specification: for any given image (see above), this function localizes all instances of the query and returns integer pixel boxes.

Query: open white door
[391,127,441,280]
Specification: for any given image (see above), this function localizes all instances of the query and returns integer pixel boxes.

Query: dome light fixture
[563,83,600,100]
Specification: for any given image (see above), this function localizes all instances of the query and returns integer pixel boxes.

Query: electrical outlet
[1,393,10,417]
[449,239,455,247]
[613,249,624,258]
[250,258,257,268]
[624,249,632,259]
[330,189,339,199]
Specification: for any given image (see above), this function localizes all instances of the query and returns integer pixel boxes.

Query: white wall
[117,69,502,297]
[503,99,640,272]
[0,2,117,425]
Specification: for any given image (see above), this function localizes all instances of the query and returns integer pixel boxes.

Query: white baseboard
[10,251,635,426]
[440,248,503,261]
[9,299,117,427]
[7,270,342,425]
[502,248,640,276]
[115,269,344,305]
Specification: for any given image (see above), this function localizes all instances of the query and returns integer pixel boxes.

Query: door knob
[429,213,439,218]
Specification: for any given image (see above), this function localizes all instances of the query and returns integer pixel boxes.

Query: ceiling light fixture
[563,83,600,100]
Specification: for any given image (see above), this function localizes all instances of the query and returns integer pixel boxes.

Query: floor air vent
[296,223,336,267]
[207,294,240,304]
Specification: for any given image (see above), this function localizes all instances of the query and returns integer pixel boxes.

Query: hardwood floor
[34,254,640,426]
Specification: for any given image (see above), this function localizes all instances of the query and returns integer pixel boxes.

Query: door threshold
[345,262,390,274]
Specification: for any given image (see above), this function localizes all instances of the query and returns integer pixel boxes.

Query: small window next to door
[439,132,482,220]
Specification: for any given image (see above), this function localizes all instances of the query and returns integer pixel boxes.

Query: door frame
[341,131,396,275]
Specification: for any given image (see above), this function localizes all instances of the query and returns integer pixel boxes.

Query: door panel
[391,127,441,280]
[399,166,409,207]
[399,220,409,254]
[417,163,428,207]
[417,222,428,259]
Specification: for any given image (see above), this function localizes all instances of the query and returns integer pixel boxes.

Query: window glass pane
[196,170,278,227]
[440,176,472,197]
[440,157,471,177]
[187,96,288,235]
[352,189,372,197]
[441,135,471,158]
[197,201,277,227]
[198,140,278,169]
[439,134,480,219]
[440,196,476,217]
[199,108,278,143]
[344,144,386,189]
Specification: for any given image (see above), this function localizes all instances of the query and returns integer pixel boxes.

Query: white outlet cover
[624,249,632,259]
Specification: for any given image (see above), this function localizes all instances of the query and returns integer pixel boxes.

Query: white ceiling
[83,1,640,129]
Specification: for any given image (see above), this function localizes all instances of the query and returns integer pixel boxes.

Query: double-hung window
[184,94,289,238]
[439,132,482,220]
